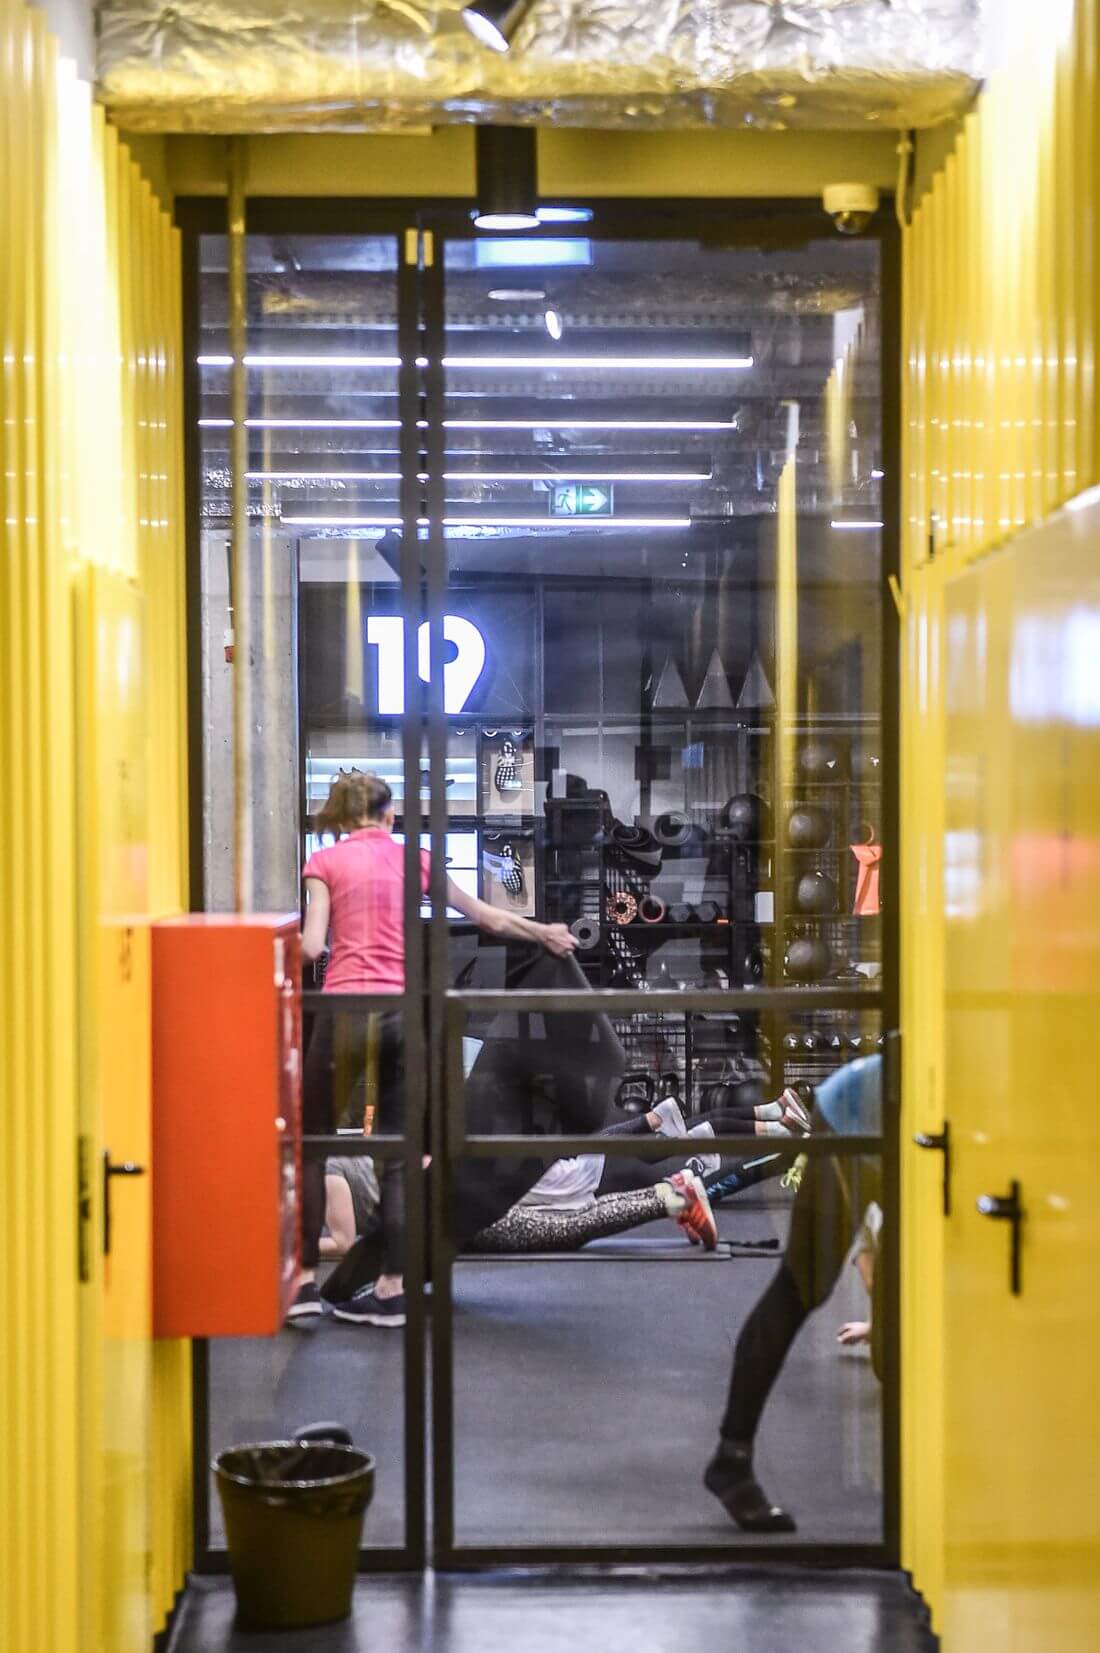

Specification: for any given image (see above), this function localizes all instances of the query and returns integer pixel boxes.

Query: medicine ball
[795,870,838,915]
[783,1031,800,1053]
[723,793,771,843]
[786,935,831,983]
[787,805,830,849]
[799,739,844,780]
[851,749,882,781]
[707,1077,767,1113]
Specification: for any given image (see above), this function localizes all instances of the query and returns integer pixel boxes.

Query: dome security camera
[823,183,880,236]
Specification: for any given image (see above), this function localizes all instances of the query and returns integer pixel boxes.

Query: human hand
[540,923,578,957]
[837,1320,871,1346]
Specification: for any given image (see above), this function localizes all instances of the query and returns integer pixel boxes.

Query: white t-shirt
[462,1035,605,1211]
[519,1155,605,1212]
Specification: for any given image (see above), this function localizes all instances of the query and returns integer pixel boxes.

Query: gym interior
[2,4,1098,1652]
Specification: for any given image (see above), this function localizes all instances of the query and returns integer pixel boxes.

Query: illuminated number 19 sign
[366,615,487,714]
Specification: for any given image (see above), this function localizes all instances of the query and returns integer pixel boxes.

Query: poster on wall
[481,833,535,918]
[480,729,535,820]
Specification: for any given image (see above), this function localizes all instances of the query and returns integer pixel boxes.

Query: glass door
[423,214,896,1562]
[185,201,897,1570]
[190,218,432,1567]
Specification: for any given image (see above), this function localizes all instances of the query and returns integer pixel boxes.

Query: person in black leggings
[703,1054,883,1532]
[300,1007,406,1305]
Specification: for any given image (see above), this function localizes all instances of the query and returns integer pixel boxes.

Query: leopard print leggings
[471,1185,667,1253]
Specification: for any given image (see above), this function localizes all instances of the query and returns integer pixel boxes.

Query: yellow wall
[901,1,1100,1639]
[144,125,900,202]
[0,3,191,1650]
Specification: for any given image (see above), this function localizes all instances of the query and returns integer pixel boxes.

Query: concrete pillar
[201,530,300,912]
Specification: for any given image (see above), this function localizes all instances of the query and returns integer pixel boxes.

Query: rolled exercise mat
[569,916,602,950]
[653,810,697,847]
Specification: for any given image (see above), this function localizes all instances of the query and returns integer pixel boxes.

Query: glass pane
[436,227,886,1548]
[198,232,411,1552]
[207,998,412,1551]
[451,1158,884,1547]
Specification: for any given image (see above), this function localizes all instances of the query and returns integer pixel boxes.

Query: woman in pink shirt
[291,769,575,1328]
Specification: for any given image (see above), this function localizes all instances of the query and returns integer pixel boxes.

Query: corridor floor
[170,1569,937,1653]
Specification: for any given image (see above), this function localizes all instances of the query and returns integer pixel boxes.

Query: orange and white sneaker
[668,1170,719,1251]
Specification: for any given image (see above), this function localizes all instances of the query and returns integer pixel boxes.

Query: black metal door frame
[179,194,901,1572]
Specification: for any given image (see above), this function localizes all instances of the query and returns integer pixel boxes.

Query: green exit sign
[550,483,614,517]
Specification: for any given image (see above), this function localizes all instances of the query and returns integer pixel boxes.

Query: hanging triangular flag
[737,651,775,709]
[695,648,735,709]
[651,655,690,709]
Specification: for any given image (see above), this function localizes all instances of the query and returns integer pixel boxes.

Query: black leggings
[596,1105,782,1195]
[301,1010,405,1275]
[719,1133,882,1444]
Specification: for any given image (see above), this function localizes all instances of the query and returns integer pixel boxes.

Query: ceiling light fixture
[461,0,532,54]
[444,418,739,432]
[473,126,539,231]
[487,287,546,301]
[199,350,749,372]
[445,354,753,370]
[830,519,884,530]
[245,469,710,485]
[536,206,593,224]
[197,353,401,369]
[543,308,563,341]
[444,470,712,483]
[282,515,693,530]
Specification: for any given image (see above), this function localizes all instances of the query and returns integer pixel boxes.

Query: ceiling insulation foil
[95,0,982,134]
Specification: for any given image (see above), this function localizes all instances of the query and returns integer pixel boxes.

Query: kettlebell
[786,934,831,983]
[743,945,768,984]
[799,739,844,780]
[787,805,831,849]
[795,870,838,915]
[723,793,771,843]
[617,1071,654,1115]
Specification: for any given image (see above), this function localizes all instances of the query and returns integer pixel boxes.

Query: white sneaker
[651,1097,687,1138]
[686,1122,720,1177]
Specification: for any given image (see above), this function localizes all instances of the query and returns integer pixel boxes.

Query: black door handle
[977,1179,1023,1295]
[103,1150,147,1257]
[914,1120,951,1217]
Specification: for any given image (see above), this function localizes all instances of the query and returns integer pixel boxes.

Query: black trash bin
[213,1434,375,1629]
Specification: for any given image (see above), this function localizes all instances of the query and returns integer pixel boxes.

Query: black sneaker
[333,1286,406,1329]
[703,1441,797,1533]
[285,1281,327,1325]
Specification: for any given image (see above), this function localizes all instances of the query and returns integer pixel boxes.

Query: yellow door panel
[75,567,152,1653]
[942,505,1100,1653]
